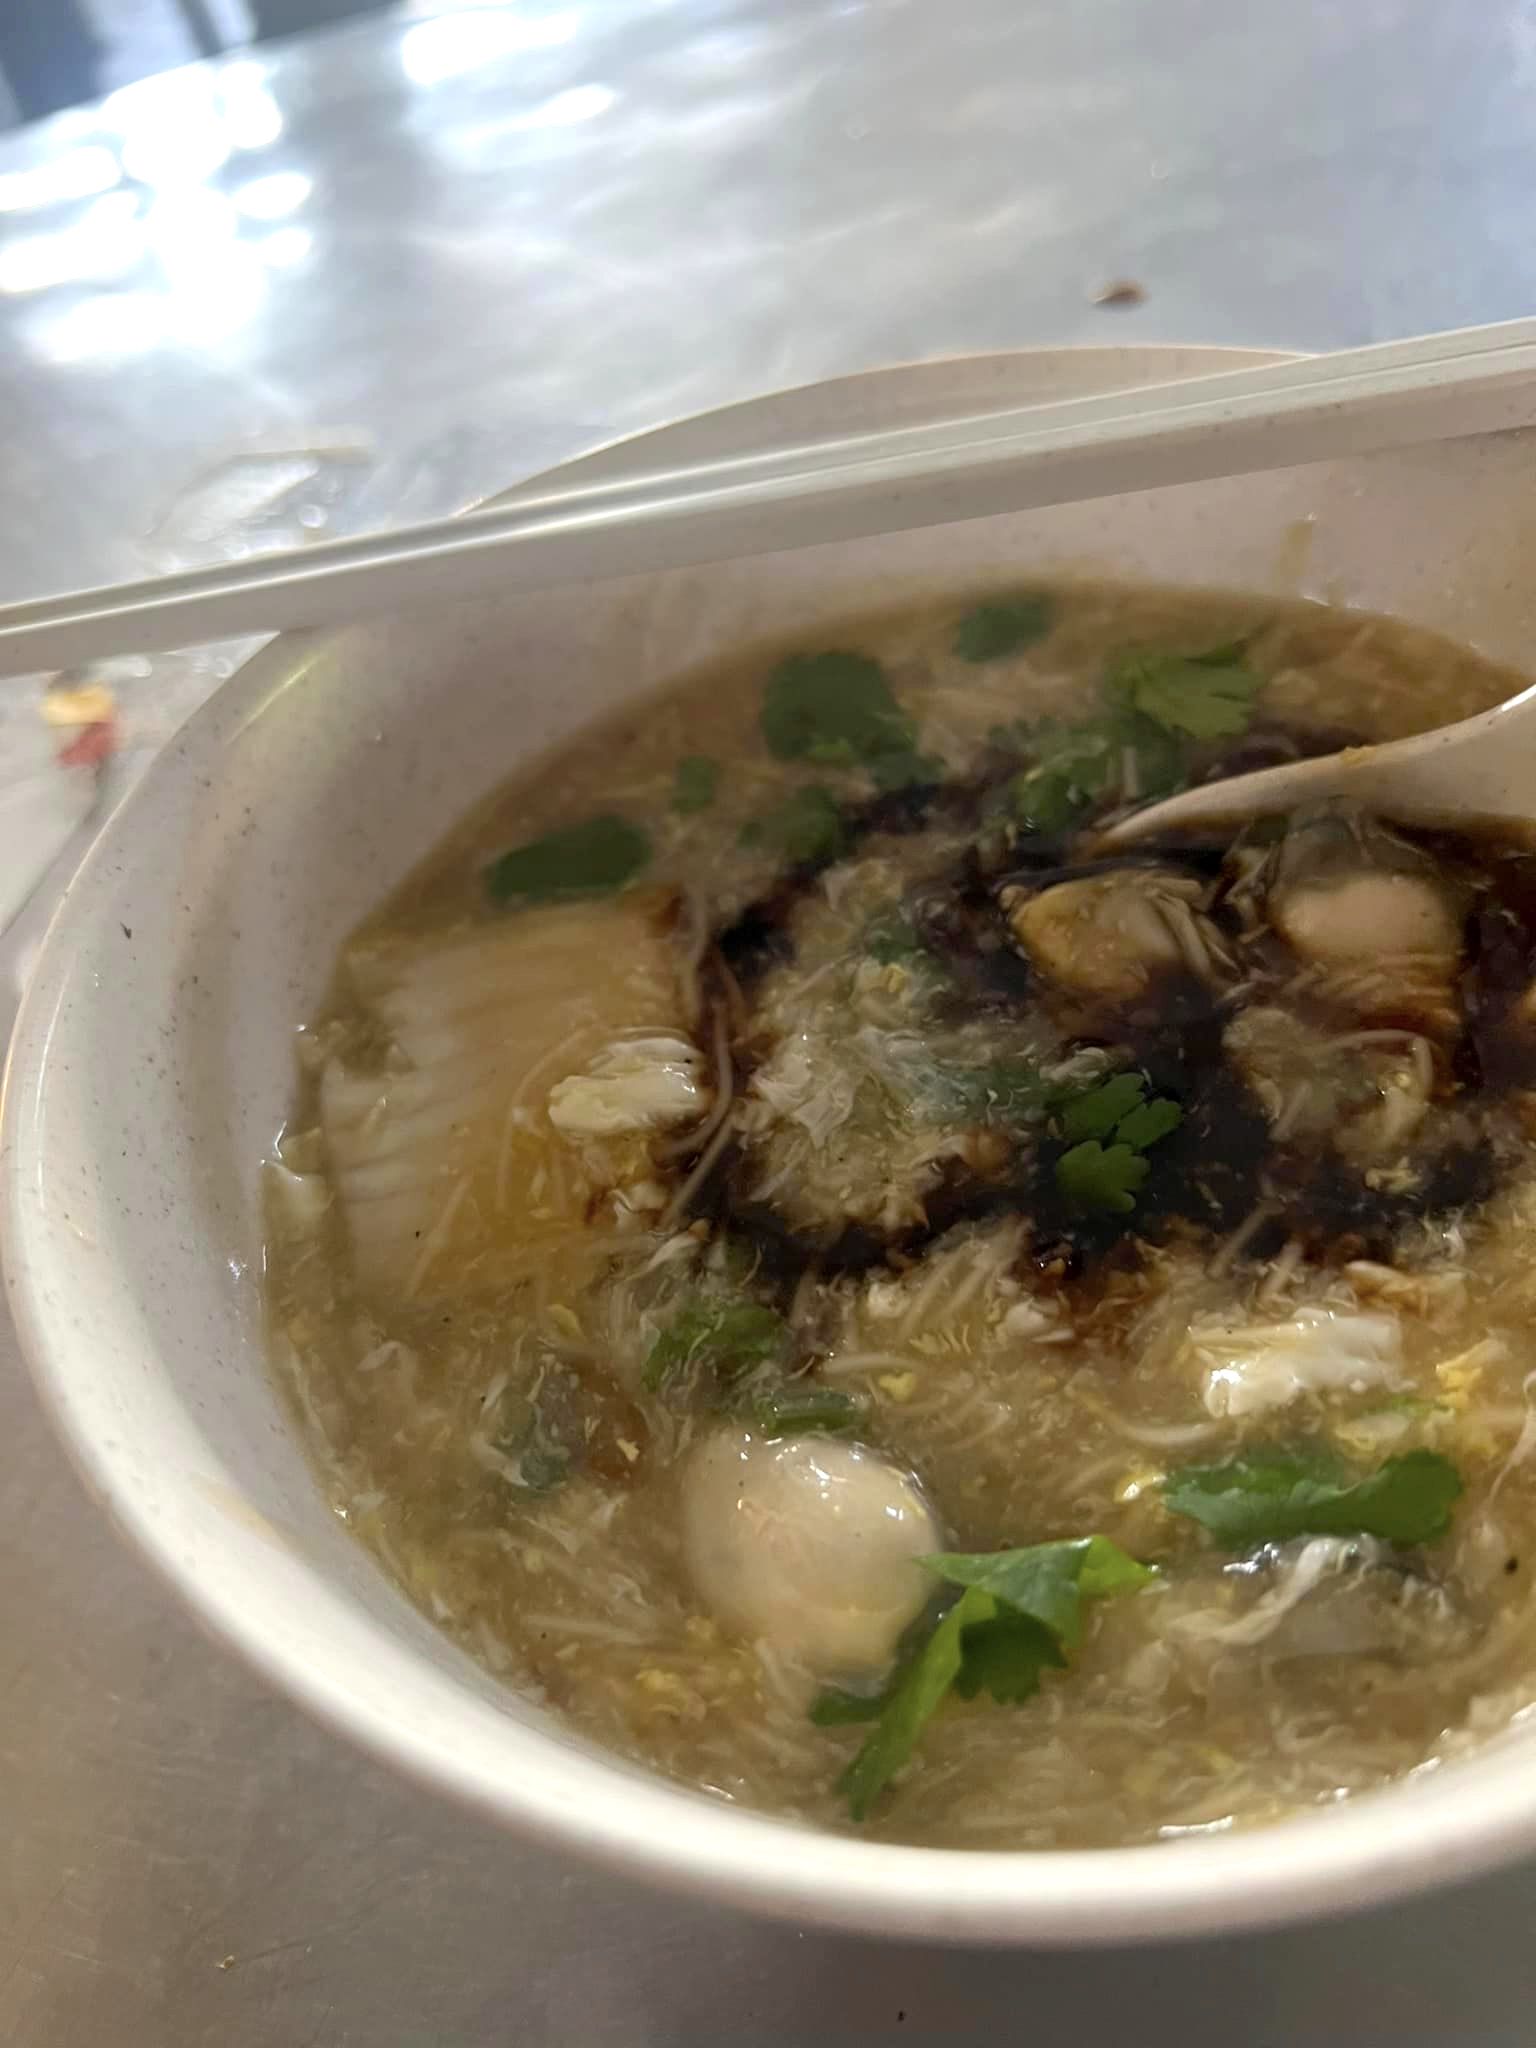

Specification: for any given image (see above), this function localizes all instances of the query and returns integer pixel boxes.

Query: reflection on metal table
[4,2,1536,2041]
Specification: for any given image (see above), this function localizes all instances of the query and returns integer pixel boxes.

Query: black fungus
[692,730,1536,1297]
[909,858,1035,1011]
[716,777,964,987]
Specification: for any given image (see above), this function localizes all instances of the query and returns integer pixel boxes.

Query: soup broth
[265,581,1536,1848]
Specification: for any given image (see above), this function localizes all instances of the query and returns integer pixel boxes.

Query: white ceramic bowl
[12,347,1536,1945]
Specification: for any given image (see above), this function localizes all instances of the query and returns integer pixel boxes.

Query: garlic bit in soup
[265,577,1536,1850]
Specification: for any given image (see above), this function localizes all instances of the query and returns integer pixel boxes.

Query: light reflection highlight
[143,186,241,271]
[98,62,285,185]
[258,226,313,269]
[0,193,145,295]
[165,243,269,344]
[0,146,120,215]
[81,189,142,230]
[119,113,230,189]
[30,290,166,363]
[232,171,313,221]
[221,79,284,153]
[524,83,615,125]
[400,9,581,86]
[27,262,272,361]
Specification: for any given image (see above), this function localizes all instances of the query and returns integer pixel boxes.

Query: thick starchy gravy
[265,581,1536,1847]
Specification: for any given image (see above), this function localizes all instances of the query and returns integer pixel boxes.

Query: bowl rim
[9,343,1536,1945]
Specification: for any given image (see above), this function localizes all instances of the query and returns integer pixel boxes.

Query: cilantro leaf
[739,785,848,864]
[1005,721,1119,831]
[1059,1072,1147,1142]
[485,815,651,904]
[746,1383,865,1437]
[1007,769,1096,834]
[821,1536,1152,1819]
[761,651,918,771]
[837,1588,983,1820]
[869,748,946,792]
[1055,1140,1148,1213]
[949,1612,1063,1702]
[1108,645,1265,741]
[999,701,1200,834]
[1118,710,1193,802]
[671,755,719,814]
[810,1686,888,1726]
[1005,769,1086,835]
[643,1299,788,1392]
[926,1535,1154,1647]
[953,593,1055,663]
[1163,1447,1463,1548]
[1114,1095,1184,1151]
[1076,1534,1162,1598]
[1052,1074,1183,1213]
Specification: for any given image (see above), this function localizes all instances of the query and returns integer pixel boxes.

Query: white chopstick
[10,316,1536,681]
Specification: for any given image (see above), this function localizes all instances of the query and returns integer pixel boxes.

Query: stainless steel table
[4,3,1536,2039]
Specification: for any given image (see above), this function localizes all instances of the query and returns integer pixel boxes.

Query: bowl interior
[12,347,1536,1941]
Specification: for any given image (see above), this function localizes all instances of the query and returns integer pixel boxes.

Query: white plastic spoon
[1095,679,1536,849]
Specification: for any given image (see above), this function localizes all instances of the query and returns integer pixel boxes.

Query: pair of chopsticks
[8,317,1536,682]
